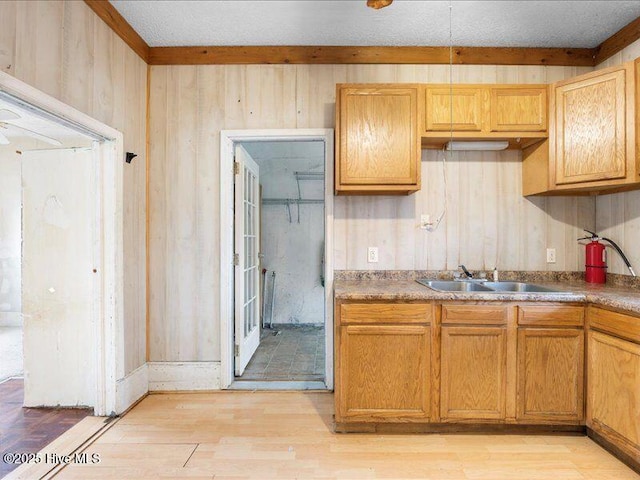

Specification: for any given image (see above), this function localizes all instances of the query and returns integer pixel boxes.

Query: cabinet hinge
[234,344,240,356]
[233,161,240,175]
[233,253,239,266]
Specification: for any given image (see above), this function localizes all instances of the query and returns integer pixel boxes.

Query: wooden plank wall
[595,38,640,276]
[0,1,147,377]
[148,63,594,362]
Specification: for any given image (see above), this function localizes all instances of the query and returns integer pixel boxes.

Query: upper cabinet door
[424,87,484,132]
[490,87,547,132]
[336,85,420,194]
[555,68,627,185]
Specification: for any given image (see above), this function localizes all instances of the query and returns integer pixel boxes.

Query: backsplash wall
[149,63,594,362]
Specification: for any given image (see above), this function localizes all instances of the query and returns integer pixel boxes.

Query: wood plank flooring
[52,392,640,479]
[0,379,93,478]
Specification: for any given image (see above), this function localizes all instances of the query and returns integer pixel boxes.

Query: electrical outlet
[420,214,431,229]
[367,247,379,263]
[546,248,556,264]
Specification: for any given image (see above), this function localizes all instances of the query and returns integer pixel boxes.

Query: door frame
[0,71,123,416]
[219,129,334,390]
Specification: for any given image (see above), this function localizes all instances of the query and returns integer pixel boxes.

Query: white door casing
[234,145,261,376]
[219,129,334,390]
[0,71,123,415]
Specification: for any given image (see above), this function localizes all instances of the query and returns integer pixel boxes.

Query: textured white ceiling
[110,0,640,48]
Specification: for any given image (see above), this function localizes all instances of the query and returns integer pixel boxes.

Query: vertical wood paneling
[0,1,16,75]
[14,1,64,99]
[62,1,95,114]
[149,63,597,362]
[195,65,225,361]
[1,0,148,375]
[594,38,640,275]
[149,66,168,361]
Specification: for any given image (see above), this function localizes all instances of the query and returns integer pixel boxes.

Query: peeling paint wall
[243,142,325,326]
[22,147,95,407]
[0,145,22,326]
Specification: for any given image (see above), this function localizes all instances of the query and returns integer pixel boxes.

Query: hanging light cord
[428,1,452,232]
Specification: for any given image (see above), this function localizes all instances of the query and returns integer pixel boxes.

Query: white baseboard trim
[147,362,221,391]
[0,312,22,327]
[115,363,148,414]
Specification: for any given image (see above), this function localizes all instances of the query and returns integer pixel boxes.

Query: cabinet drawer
[518,305,584,327]
[442,305,507,325]
[340,303,432,325]
[588,307,640,344]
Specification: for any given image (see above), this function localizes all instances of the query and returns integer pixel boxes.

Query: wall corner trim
[115,363,149,414]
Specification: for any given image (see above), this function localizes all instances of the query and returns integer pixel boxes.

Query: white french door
[234,145,261,376]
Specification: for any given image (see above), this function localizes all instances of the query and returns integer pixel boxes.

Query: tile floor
[240,325,325,381]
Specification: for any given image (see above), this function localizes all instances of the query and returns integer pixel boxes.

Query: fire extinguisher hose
[601,236,636,277]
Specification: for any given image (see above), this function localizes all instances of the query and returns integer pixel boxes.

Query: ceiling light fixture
[367,0,393,10]
[446,141,510,151]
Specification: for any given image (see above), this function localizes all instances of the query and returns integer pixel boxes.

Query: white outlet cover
[546,248,557,263]
[367,247,379,263]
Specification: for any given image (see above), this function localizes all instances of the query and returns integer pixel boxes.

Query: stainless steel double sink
[416,279,571,294]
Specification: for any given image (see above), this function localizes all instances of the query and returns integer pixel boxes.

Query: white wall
[244,141,325,325]
[595,38,640,276]
[0,145,22,326]
[22,147,96,407]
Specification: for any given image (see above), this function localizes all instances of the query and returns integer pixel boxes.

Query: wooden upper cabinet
[424,87,484,132]
[335,84,420,195]
[555,67,627,185]
[523,61,640,196]
[490,87,547,132]
[421,84,548,149]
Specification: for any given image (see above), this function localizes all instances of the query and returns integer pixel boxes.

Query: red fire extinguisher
[578,229,636,284]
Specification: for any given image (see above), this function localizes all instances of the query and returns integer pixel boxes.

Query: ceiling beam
[84,0,150,62]
[148,46,596,66]
[594,15,640,65]
[84,1,640,68]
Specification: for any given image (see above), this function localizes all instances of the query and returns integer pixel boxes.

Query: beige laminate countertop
[334,277,640,315]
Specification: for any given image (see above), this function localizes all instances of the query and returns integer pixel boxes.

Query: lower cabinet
[516,305,585,423]
[517,328,584,422]
[336,301,587,428]
[441,326,507,420]
[335,302,432,423]
[587,307,640,462]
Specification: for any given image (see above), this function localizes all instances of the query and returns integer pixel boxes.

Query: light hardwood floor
[53,392,639,479]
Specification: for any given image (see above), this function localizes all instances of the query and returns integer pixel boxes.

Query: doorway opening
[219,130,334,390]
[0,72,124,416]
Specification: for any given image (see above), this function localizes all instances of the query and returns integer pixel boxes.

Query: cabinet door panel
[588,330,640,447]
[490,88,547,132]
[517,328,584,422]
[337,325,431,422]
[555,69,627,185]
[425,87,483,132]
[440,326,506,420]
[339,87,418,186]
